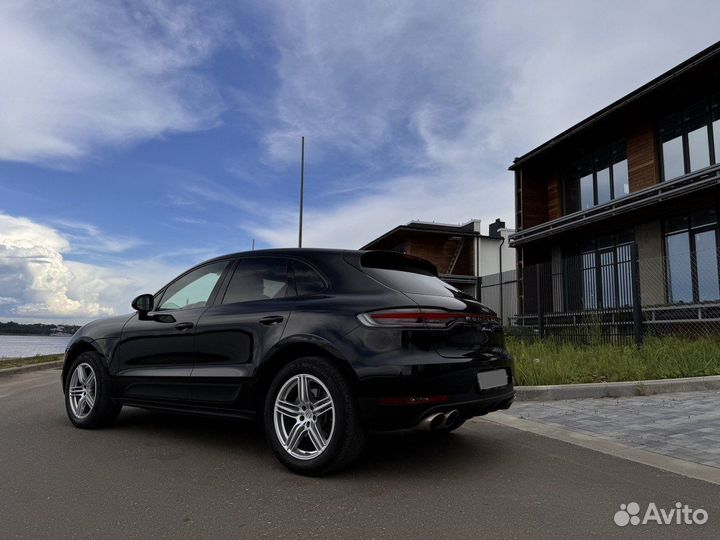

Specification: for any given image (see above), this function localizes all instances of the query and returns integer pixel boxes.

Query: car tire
[64,351,121,429]
[264,357,367,476]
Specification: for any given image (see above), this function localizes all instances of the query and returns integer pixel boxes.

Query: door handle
[259,315,284,326]
[174,322,194,331]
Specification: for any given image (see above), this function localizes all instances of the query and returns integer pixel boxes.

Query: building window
[564,230,634,311]
[659,96,720,181]
[665,208,720,303]
[573,141,629,211]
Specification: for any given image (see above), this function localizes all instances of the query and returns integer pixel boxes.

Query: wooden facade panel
[519,169,548,229]
[407,234,474,275]
[547,173,562,220]
[363,228,478,277]
[627,121,659,191]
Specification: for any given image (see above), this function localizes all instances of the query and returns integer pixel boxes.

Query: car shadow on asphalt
[110,407,505,479]
[112,406,268,451]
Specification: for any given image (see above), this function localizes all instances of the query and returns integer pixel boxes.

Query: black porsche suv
[62,249,514,475]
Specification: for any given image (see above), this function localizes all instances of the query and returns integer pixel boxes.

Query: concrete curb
[481,413,720,486]
[0,360,63,378]
[516,375,720,401]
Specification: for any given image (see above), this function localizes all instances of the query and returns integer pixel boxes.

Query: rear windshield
[360,252,460,297]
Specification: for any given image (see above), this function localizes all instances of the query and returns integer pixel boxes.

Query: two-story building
[510,41,720,334]
[362,219,516,317]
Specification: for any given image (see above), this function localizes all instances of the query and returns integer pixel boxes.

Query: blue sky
[1,0,719,322]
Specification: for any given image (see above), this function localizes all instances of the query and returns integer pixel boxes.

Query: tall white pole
[298,136,305,248]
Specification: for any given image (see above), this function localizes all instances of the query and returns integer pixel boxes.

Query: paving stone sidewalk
[507,391,720,468]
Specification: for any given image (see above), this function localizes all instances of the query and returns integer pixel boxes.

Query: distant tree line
[0,321,81,336]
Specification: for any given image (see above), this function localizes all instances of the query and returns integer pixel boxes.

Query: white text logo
[614,502,708,526]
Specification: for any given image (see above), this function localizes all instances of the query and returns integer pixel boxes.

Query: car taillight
[357,308,499,328]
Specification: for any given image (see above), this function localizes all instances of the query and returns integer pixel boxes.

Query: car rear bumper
[355,356,515,431]
[359,386,515,431]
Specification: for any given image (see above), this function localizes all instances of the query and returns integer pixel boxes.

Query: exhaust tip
[414,412,446,431]
[429,413,446,430]
[443,409,459,428]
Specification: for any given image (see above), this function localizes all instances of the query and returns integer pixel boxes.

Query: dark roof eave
[509,40,720,171]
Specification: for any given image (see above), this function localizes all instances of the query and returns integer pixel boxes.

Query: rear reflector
[357,308,499,328]
[379,395,449,406]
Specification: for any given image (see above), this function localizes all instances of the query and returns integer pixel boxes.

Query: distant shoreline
[0,333,74,337]
[0,322,80,337]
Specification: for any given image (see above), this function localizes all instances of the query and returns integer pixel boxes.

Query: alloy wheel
[273,373,335,460]
[68,362,97,419]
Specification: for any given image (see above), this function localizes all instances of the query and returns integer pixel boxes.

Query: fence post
[536,264,545,340]
[630,242,644,347]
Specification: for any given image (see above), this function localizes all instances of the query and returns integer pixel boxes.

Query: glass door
[694,229,720,302]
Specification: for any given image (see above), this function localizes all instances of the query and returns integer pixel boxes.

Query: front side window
[157,261,228,311]
[659,97,719,181]
[222,258,292,304]
[571,141,628,212]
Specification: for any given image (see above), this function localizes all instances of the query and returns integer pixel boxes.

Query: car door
[191,256,294,406]
[113,259,231,403]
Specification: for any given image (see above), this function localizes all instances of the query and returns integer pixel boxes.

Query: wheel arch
[61,339,104,390]
[252,338,359,411]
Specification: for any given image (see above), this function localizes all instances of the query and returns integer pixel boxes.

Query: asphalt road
[1,369,718,540]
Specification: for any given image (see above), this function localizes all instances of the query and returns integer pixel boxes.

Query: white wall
[477,229,516,277]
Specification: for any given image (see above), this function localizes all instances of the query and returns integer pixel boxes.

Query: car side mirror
[131,293,154,313]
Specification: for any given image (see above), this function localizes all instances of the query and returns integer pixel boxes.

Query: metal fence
[478,269,519,327]
[477,242,720,345]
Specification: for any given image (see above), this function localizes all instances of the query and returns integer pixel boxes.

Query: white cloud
[0,213,182,321]
[0,213,102,317]
[169,177,259,213]
[249,0,720,248]
[50,219,143,255]
[0,0,231,165]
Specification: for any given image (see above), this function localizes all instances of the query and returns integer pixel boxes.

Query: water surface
[0,335,71,359]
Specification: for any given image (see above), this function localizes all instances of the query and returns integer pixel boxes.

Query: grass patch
[0,354,63,369]
[507,336,720,386]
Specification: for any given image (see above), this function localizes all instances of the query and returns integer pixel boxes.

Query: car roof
[203,248,364,263]
[157,248,438,296]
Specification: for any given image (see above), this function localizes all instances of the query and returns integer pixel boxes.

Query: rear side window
[360,252,459,297]
[222,258,292,304]
[292,261,327,295]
